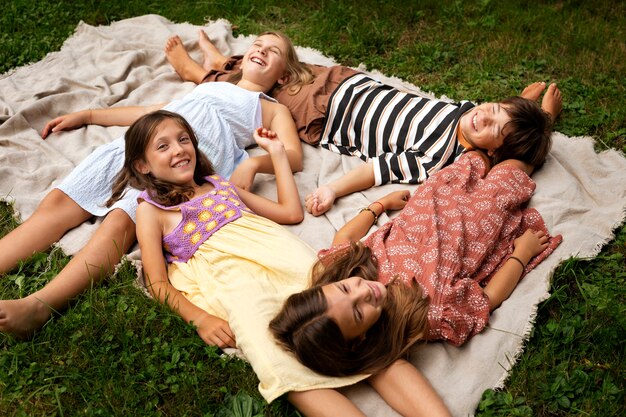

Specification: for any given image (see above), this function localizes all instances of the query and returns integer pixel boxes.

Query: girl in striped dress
[164,32,563,216]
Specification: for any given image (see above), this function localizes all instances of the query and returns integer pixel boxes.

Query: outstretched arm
[288,389,366,417]
[332,190,410,245]
[235,128,304,225]
[368,359,452,417]
[305,147,443,217]
[305,161,376,217]
[136,202,236,348]
[41,103,167,138]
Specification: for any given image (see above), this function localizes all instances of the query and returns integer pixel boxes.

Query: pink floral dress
[319,152,562,345]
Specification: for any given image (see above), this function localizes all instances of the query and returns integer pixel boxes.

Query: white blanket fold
[1,14,625,417]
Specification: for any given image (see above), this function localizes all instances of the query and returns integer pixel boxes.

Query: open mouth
[172,159,190,168]
[251,56,266,66]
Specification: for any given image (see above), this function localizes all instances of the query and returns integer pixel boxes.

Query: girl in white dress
[0,31,309,338]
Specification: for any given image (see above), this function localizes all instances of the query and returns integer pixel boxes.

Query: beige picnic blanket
[1,14,625,416]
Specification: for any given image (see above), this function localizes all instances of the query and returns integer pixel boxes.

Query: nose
[351,279,371,303]
[257,45,266,55]
[171,142,184,155]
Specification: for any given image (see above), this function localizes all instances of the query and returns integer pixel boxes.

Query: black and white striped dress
[320,74,475,185]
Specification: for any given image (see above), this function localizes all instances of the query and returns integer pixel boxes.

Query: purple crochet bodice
[139,175,252,263]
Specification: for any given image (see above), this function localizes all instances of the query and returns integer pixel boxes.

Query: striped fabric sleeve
[320,74,474,185]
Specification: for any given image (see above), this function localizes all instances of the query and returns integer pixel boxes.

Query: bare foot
[541,83,562,122]
[164,35,208,84]
[305,185,337,216]
[0,296,53,339]
[198,30,228,72]
[520,81,546,101]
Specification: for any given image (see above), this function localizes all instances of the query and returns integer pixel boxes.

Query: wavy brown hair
[491,96,553,168]
[270,241,430,377]
[106,110,214,208]
[228,31,314,95]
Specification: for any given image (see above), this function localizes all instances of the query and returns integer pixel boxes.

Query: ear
[487,148,495,157]
[134,160,150,175]
[277,72,290,85]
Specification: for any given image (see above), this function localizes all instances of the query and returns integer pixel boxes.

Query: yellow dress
[168,211,366,401]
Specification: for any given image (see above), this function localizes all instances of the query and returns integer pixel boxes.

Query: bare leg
[164,35,209,84]
[541,83,562,122]
[0,189,91,274]
[520,81,546,101]
[198,30,228,72]
[305,162,376,216]
[0,209,136,338]
[368,359,452,417]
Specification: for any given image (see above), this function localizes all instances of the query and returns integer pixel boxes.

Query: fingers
[41,118,62,138]
[532,229,549,242]
[213,327,236,349]
[304,193,319,215]
[201,325,237,349]
[255,127,277,139]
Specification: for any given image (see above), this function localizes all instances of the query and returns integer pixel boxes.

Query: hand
[513,229,549,260]
[41,110,90,139]
[229,159,258,191]
[305,185,336,216]
[193,312,236,349]
[379,190,411,212]
[253,127,284,154]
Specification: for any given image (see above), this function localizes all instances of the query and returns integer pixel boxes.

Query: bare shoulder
[136,200,162,223]
[496,159,534,175]
[260,99,288,114]
[260,99,294,129]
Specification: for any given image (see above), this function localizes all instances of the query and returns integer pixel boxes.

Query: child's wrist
[511,249,531,265]
[267,143,286,157]
[368,201,385,216]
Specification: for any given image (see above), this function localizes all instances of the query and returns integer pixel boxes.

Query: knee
[104,210,137,245]
[37,189,74,211]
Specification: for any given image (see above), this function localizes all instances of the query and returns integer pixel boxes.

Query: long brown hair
[270,241,430,377]
[228,31,314,94]
[106,110,214,207]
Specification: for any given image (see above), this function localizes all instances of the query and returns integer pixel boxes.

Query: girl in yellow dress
[114,109,452,417]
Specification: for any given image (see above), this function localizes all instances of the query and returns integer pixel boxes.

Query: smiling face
[459,102,513,155]
[240,34,289,89]
[321,276,387,340]
[134,118,197,187]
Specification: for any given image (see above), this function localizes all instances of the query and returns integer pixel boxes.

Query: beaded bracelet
[508,255,526,269]
[370,201,385,214]
[359,207,378,224]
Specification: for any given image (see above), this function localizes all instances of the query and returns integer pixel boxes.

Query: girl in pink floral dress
[271,150,562,377]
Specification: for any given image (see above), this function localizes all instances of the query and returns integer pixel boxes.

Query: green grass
[1,0,625,415]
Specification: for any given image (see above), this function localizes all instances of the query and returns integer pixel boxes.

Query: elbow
[284,210,304,225]
[332,229,354,245]
[287,150,304,173]
[281,205,305,225]
[291,158,303,173]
